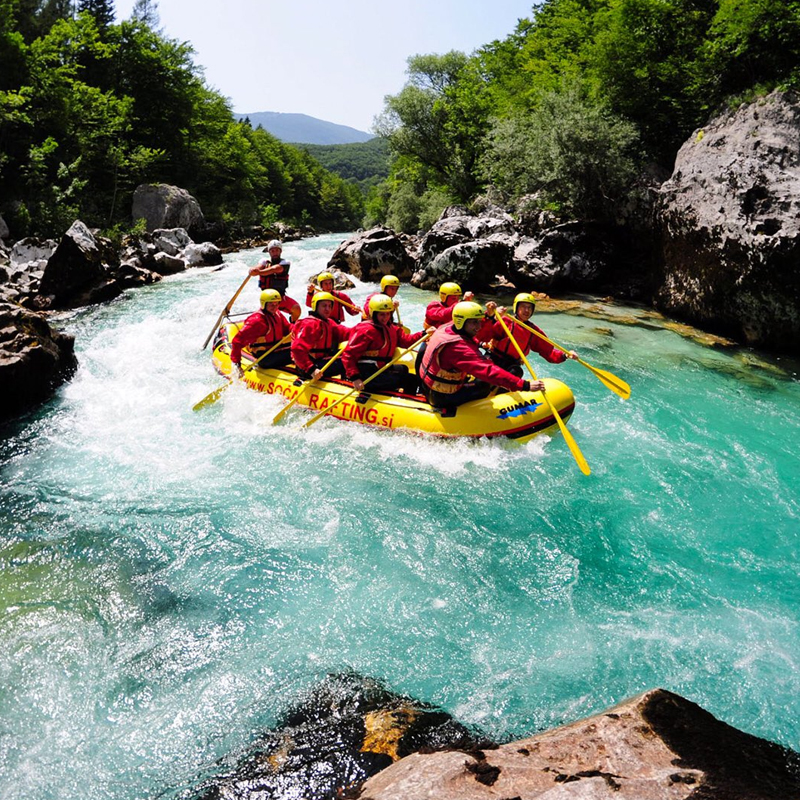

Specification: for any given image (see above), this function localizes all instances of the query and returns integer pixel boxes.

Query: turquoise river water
[1,233,799,799]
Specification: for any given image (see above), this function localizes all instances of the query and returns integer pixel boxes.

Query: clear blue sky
[113,0,534,132]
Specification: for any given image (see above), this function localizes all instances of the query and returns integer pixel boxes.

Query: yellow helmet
[310,291,336,311]
[260,288,282,308]
[317,271,335,285]
[380,275,400,291]
[451,301,485,331]
[368,293,395,317]
[439,282,462,301]
[513,292,537,314]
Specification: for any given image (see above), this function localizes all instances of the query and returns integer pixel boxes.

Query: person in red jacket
[290,291,352,380]
[488,292,577,377]
[363,274,401,319]
[249,239,301,321]
[419,301,541,410]
[230,289,293,376]
[424,282,472,329]
[305,271,360,324]
[341,294,425,394]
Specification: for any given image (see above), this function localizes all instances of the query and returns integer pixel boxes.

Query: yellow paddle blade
[582,361,631,400]
[503,314,630,401]
[192,382,231,412]
[545,394,591,475]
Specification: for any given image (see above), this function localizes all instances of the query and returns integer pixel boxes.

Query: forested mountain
[238,111,373,145]
[298,139,390,194]
[0,0,363,238]
[372,0,800,233]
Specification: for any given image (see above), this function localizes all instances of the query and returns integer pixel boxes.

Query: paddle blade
[583,361,631,400]
[543,393,591,476]
[192,382,230,411]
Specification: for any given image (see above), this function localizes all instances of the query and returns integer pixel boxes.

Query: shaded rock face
[38,221,122,308]
[509,223,616,293]
[327,227,415,282]
[2,224,223,310]
[132,183,205,234]
[657,89,800,352]
[360,688,800,800]
[412,240,512,291]
[0,302,77,421]
[333,211,626,300]
[188,672,487,800]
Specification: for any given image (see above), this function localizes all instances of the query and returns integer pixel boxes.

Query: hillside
[237,111,373,145]
[298,138,390,192]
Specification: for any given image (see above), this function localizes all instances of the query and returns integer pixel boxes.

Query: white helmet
[267,239,282,251]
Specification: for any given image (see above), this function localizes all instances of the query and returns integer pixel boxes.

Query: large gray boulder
[0,302,77,420]
[38,221,121,308]
[0,213,9,241]
[509,222,615,292]
[327,227,415,282]
[361,688,800,799]
[132,183,205,233]
[657,89,800,351]
[411,240,512,291]
[180,241,223,267]
[413,207,519,290]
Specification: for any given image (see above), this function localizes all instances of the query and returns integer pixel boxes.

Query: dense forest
[298,138,390,195]
[0,0,364,238]
[2,0,799,240]
[370,0,800,233]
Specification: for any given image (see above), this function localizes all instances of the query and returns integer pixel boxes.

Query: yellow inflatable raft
[211,323,576,443]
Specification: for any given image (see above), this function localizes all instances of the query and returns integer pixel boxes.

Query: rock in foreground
[188,672,487,800]
[359,689,800,799]
[0,302,77,421]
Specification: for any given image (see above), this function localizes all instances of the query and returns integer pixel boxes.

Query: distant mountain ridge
[237,111,373,145]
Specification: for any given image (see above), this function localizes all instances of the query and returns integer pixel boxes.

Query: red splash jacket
[230,309,292,365]
[290,313,351,372]
[420,324,526,395]
[341,320,425,379]
[489,318,566,363]
[424,300,455,328]
[305,289,360,323]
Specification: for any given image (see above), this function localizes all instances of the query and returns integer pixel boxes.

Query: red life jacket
[362,321,397,364]
[419,325,468,394]
[259,258,291,294]
[294,314,339,359]
[493,318,536,359]
[249,311,288,358]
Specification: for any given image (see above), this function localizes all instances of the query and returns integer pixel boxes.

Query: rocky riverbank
[0,215,227,422]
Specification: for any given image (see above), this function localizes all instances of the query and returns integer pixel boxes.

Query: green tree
[131,0,159,27]
[482,81,640,219]
[376,51,490,201]
[77,0,114,31]
[699,0,800,99]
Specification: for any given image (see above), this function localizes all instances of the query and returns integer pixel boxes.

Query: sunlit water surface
[1,233,799,799]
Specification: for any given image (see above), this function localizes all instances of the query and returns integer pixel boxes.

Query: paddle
[271,346,347,425]
[192,332,292,412]
[302,333,431,429]
[503,314,631,400]
[310,284,362,315]
[495,313,590,476]
[393,303,412,336]
[202,274,252,350]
